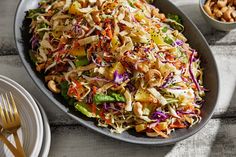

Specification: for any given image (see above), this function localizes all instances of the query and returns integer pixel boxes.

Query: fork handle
[13,131,26,157]
[0,135,19,156]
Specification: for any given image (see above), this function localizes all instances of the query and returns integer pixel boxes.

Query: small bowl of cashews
[199,0,236,31]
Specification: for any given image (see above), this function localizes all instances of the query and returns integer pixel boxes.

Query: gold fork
[0,92,26,157]
[0,126,19,156]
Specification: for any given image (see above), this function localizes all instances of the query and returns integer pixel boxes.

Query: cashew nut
[204,0,236,22]
[232,10,236,18]
[36,63,45,72]
[91,11,101,24]
[223,7,234,21]
[217,0,228,8]
[133,102,143,117]
[210,2,215,7]
[213,6,223,17]
[133,102,153,122]
[221,6,228,13]
[204,0,214,17]
[48,80,61,93]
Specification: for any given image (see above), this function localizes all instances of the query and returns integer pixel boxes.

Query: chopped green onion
[164,36,173,45]
[162,26,168,33]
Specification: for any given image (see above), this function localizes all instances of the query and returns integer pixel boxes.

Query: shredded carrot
[101,30,106,36]
[106,24,113,39]
[73,80,82,88]
[96,56,102,64]
[191,84,197,90]
[99,111,111,124]
[155,124,166,131]
[91,104,97,114]
[170,120,186,129]
[92,86,97,94]
[134,2,142,9]
[166,54,175,61]
[155,24,161,28]
[174,60,182,69]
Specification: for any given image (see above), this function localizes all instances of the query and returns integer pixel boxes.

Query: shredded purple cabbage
[113,70,124,84]
[30,35,39,49]
[189,50,201,91]
[103,103,121,111]
[175,39,183,46]
[103,103,110,111]
[73,24,83,34]
[177,110,194,114]
[161,72,174,88]
[151,111,168,121]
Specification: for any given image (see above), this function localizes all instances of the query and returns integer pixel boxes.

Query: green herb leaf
[60,81,69,100]
[93,94,115,104]
[27,8,45,19]
[93,92,126,104]
[75,102,94,118]
[167,14,182,24]
[75,57,89,67]
[38,22,48,29]
[110,93,126,102]
[169,22,184,32]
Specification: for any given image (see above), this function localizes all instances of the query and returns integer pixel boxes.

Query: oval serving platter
[14,0,219,145]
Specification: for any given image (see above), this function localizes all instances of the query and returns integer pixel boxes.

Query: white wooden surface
[0,0,236,156]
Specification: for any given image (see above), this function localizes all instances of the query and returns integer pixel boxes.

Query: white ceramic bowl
[0,75,44,157]
[35,99,51,157]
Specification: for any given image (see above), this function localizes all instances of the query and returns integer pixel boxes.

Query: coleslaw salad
[27,0,205,138]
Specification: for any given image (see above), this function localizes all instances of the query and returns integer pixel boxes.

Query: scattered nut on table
[204,0,236,22]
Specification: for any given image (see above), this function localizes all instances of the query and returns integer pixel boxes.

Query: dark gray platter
[14,0,219,145]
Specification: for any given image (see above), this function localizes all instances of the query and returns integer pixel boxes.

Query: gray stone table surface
[0,0,236,157]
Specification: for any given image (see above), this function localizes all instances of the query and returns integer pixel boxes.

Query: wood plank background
[0,0,235,156]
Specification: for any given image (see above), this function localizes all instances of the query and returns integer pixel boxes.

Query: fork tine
[9,92,20,121]
[0,101,7,125]
[6,93,14,122]
[1,94,10,123]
